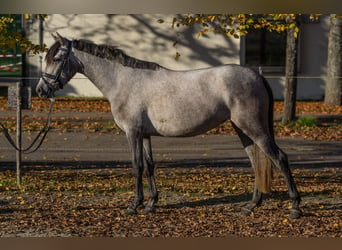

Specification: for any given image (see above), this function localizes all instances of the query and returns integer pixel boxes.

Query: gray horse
[36,33,301,219]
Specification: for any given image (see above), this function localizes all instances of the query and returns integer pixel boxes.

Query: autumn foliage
[0,15,47,54]
[170,14,321,39]
[0,167,341,236]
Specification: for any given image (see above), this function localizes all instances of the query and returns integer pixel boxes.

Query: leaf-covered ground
[0,97,341,237]
[0,97,341,141]
[0,166,341,237]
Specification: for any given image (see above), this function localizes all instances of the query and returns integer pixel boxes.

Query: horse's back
[137,65,268,137]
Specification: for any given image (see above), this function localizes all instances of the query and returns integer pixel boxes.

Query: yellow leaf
[289,23,296,29]
[247,19,254,25]
[293,31,298,39]
[282,218,288,224]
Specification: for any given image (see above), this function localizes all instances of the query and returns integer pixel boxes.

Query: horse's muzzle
[36,78,53,98]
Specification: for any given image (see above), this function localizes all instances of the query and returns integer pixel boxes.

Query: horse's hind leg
[232,122,263,215]
[232,120,301,218]
[142,137,159,214]
[254,138,302,219]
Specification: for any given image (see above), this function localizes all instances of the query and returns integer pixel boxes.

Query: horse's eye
[53,58,62,62]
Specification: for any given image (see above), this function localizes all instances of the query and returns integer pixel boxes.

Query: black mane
[46,39,163,71]
[73,39,162,70]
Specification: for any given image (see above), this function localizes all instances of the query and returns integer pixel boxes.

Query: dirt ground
[0,165,341,237]
[0,134,341,237]
[0,98,341,237]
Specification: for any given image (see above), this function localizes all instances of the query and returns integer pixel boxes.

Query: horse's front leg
[126,131,144,215]
[143,137,158,214]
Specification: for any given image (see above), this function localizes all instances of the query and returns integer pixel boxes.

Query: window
[240,28,287,73]
[0,14,23,77]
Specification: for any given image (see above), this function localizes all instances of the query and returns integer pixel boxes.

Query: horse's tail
[253,75,275,193]
[253,144,274,193]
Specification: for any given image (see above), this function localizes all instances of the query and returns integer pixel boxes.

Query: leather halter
[41,43,71,90]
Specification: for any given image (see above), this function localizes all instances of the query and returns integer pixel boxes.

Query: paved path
[0,131,341,170]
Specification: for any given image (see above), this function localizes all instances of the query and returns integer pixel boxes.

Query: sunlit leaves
[171,14,322,40]
[0,14,47,54]
[0,16,14,31]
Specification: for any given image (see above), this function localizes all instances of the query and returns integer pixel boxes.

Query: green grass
[296,116,318,127]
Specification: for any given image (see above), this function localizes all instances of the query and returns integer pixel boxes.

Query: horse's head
[36,33,83,98]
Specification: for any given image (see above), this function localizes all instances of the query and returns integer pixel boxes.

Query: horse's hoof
[126,207,138,215]
[289,209,302,219]
[241,207,252,216]
[143,206,156,214]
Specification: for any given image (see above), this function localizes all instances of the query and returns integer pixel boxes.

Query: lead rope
[0,98,54,154]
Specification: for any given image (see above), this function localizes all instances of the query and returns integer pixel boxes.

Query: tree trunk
[282,26,298,123]
[325,14,342,106]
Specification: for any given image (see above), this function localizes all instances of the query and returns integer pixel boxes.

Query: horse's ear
[51,33,57,40]
[56,32,63,39]
[55,32,65,45]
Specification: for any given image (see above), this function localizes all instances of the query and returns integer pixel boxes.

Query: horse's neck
[74,50,123,98]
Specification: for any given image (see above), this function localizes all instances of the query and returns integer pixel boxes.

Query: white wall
[39,14,240,97]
